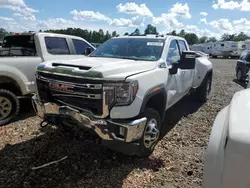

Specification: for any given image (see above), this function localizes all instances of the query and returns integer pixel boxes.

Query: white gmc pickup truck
[32,34,213,157]
[203,88,250,188]
[0,32,95,125]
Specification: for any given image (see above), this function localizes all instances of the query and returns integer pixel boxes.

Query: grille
[36,72,103,115]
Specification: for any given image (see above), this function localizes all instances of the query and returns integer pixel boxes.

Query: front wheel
[136,108,161,157]
[0,89,20,126]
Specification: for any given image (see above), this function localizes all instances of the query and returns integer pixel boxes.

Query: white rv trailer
[203,42,214,55]
[231,40,250,58]
[190,44,204,51]
[209,41,238,58]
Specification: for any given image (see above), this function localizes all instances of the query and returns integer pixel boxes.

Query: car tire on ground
[137,108,161,157]
[0,89,20,126]
[236,68,243,81]
[194,76,212,103]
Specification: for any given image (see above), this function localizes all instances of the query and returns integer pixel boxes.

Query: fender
[0,65,29,95]
[193,68,213,89]
[139,84,167,121]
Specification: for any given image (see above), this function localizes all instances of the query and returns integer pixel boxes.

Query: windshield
[0,35,37,57]
[90,38,165,61]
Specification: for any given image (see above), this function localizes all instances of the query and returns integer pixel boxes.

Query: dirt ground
[0,59,244,188]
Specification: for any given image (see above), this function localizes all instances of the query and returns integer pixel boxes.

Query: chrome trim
[37,70,104,80]
[31,94,147,143]
[52,93,101,100]
[38,75,102,89]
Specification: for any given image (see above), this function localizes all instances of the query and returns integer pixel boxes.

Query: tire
[136,108,161,157]
[236,68,243,81]
[194,76,212,103]
[0,89,20,126]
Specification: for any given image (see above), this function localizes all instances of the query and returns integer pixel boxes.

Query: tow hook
[40,120,49,128]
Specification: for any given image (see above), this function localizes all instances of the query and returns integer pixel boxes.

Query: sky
[0,0,250,39]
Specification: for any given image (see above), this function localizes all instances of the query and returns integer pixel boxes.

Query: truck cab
[32,34,213,157]
[0,32,95,125]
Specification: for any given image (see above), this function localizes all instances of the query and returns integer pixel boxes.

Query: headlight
[104,80,139,106]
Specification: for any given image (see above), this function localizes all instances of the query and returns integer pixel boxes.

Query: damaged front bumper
[31,94,147,143]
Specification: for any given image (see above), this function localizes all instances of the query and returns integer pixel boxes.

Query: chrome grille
[36,72,103,115]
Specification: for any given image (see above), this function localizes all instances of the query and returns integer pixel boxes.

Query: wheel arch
[0,76,22,96]
[139,84,167,122]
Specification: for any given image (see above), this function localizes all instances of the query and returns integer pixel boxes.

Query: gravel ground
[0,59,244,188]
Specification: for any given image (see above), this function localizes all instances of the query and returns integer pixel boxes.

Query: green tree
[112,31,117,37]
[179,30,186,37]
[104,31,111,41]
[0,28,8,40]
[130,28,141,35]
[171,30,177,36]
[184,33,199,45]
[199,36,208,43]
[207,37,217,42]
[124,32,129,36]
[144,24,158,35]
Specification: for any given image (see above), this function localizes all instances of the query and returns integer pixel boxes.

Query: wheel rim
[143,118,160,148]
[0,97,12,120]
[237,70,241,80]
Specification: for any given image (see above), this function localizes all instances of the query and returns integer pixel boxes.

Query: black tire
[194,76,212,103]
[236,68,243,81]
[0,89,20,126]
[136,108,161,157]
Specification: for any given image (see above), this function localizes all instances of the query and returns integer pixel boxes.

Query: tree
[184,33,199,45]
[0,28,8,40]
[179,30,186,37]
[112,31,117,37]
[171,30,177,36]
[104,31,111,41]
[221,33,235,41]
[124,32,129,36]
[130,28,141,35]
[199,36,208,43]
[144,24,158,35]
[207,37,217,42]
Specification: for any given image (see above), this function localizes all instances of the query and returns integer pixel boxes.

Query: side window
[178,40,187,54]
[166,40,181,65]
[45,37,70,55]
[72,39,93,54]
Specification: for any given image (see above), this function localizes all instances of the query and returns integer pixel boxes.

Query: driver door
[166,39,184,108]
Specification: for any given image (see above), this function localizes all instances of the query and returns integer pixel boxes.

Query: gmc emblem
[48,82,74,93]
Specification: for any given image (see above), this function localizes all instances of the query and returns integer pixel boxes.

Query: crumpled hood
[38,57,157,80]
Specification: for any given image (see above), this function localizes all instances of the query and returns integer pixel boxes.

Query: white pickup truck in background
[203,88,250,188]
[0,32,95,125]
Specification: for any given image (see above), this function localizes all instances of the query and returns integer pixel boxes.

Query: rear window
[0,35,37,56]
[45,37,70,55]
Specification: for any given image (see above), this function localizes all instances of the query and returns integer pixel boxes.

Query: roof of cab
[114,34,186,41]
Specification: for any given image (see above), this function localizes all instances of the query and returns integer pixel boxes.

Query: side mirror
[179,51,196,70]
[169,63,178,75]
[84,47,93,56]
